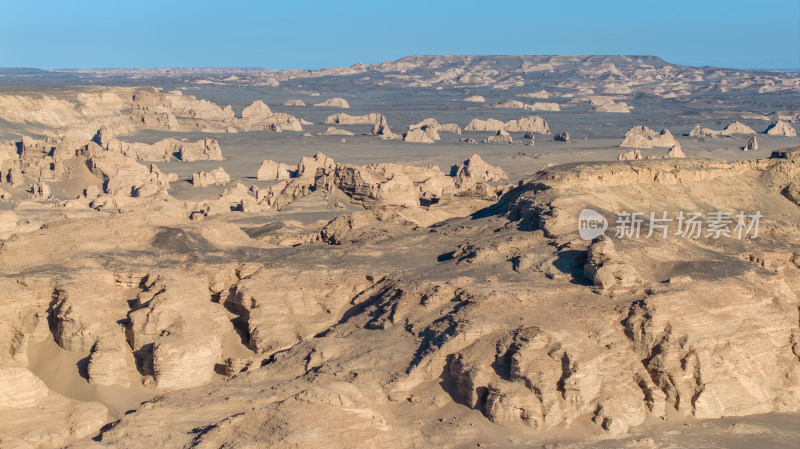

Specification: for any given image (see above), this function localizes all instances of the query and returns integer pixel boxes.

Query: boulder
[284,99,305,106]
[463,95,485,103]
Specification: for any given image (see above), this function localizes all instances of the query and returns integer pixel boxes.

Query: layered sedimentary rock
[226,267,374,354]
[127,275,229,389]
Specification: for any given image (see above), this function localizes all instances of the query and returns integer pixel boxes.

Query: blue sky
[1,0,798,70]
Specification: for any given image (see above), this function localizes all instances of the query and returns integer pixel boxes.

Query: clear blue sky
[1,0,798,70]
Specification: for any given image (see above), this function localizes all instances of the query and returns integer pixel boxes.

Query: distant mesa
[463,95,485,103]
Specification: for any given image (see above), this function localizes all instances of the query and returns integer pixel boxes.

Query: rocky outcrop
[192,167,230,187]
[235,100,304,132]
[87,340,131,387]
[619,126,677,148]
[0,362,50,408]
[314,97,350,108]
[465,115,550,134]
[175,138,224,161]
[583,237,641,290]
[108,137,223,162]
[618,149,642,161]
[371,115,398,138]
[257,159,293,180]
[690,122,757,138]
[297,152,335,179]
[284,99,305,106]
[403,127,438,143]
[324,112,384,125]
[409,118,462,134]
[745,135,758,151]
[765,120,797,136]
[453,154,508,184]
[127,275,228,390]
[484,130,513,144]
[647,142,686,159]
[226,267,373,354]
[723,121,756,135]
[241,100,272,119]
